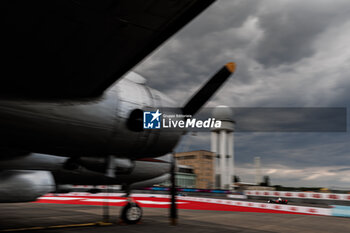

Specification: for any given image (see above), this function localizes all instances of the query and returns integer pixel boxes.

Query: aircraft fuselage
[0,72,183,159]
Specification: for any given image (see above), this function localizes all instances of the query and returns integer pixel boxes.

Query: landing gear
[119,185,142,224]
[120,201,143,224]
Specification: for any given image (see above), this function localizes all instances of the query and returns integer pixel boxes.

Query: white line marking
[38,197,84,201]
[137,200,186,205]
[82,199,126,203]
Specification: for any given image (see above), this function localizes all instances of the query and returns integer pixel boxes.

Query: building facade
[175,150,215,189]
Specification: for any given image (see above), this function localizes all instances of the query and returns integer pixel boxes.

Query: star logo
[150,109,162,122]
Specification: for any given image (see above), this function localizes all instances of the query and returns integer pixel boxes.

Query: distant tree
[274,185,283,191]
[233,175,240,183]
[260,176,271,186]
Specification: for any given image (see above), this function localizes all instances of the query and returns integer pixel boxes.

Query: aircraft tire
[121,202,142,224]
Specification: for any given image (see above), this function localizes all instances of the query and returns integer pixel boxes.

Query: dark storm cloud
[135,0,350,187]
[136,0,350,105]
[254,0,350,67]
[175,0,261,38]
[136,0,265,95]
[329,167,350,172]
[234,132,350,167]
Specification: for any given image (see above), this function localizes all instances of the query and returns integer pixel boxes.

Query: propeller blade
[182,62,236,116]
[169,153,177,225]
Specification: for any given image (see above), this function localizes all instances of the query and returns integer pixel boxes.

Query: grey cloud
[135,0,350,187]
[254,0,350,67]
[329,167,350,172]
[176,132,350,168]
[175,0,262,38]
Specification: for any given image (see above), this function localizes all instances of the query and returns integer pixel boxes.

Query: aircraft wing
[2,0,215,99]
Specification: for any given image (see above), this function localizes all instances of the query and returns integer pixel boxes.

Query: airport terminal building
[175,150,215,189]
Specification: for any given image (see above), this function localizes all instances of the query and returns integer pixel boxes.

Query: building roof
[175,150,214,154]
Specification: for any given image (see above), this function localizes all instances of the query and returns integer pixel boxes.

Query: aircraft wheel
[121,202,142,224]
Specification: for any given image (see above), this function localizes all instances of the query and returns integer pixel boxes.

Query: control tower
[211,106,235,189]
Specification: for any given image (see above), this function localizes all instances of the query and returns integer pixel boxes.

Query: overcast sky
[135,0,350,188]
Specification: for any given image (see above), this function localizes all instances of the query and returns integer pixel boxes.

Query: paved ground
[0,203,349,233]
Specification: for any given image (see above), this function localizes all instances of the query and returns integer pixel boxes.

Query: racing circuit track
[0,193,349,233]
[35,193,331,216]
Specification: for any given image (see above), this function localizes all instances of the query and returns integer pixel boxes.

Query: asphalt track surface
[0,202,349,233]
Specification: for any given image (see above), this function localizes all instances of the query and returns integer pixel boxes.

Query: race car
[268,197,288,204]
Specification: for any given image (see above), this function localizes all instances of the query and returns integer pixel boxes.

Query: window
[179,167,194,174]
[202,155,212,160]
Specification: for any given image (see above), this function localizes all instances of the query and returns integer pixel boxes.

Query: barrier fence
[245,190,350,201]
